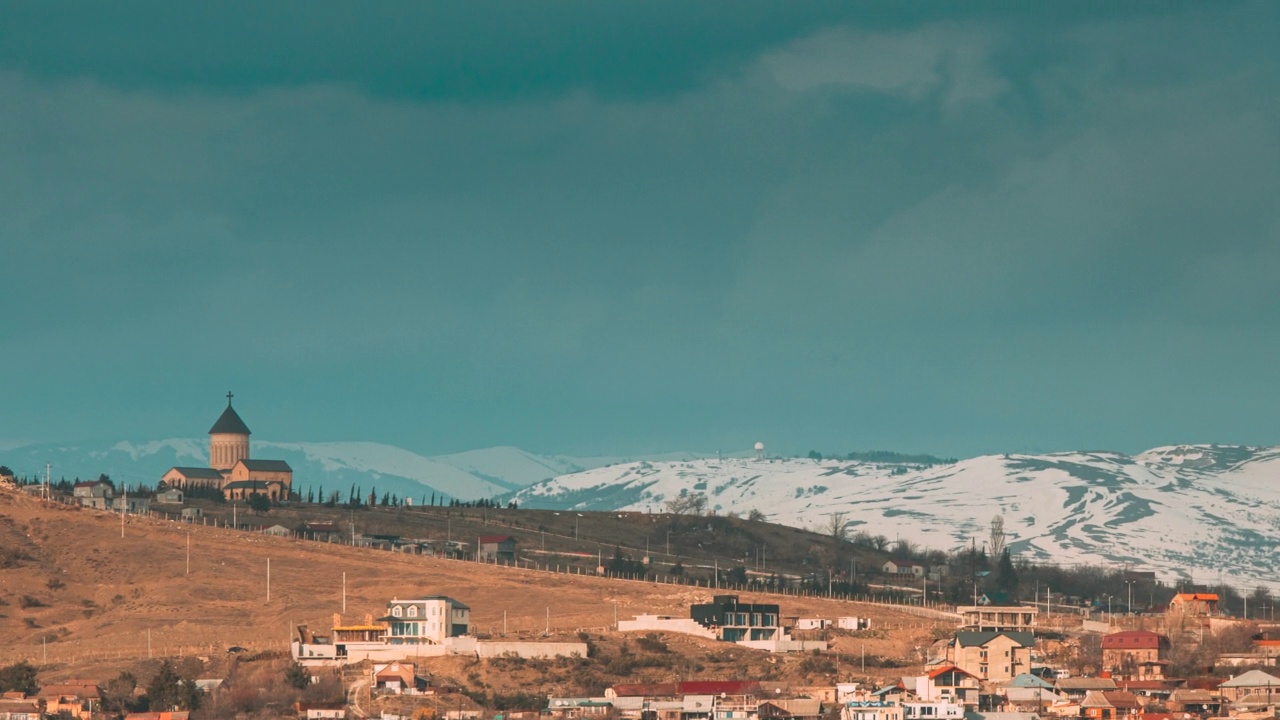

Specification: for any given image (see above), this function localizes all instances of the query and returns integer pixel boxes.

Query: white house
[383,597,471,645]
[881,561,924,578]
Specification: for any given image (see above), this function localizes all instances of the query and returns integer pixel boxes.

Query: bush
[0,661,39,694]
[18,595,46,609]
[635,634,669,654]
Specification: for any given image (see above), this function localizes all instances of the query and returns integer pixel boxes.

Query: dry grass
[0,489,948,691]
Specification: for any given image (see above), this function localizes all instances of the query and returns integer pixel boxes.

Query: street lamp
[1125,580,1135,617]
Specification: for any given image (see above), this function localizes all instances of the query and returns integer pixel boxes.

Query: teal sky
[3,2,1280,458]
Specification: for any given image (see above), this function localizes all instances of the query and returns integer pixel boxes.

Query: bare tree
[826,512,849,543]
[989,515,1006,560]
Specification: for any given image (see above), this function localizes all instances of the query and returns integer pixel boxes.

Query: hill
[0,488,944,692]
[513,445,1280,590]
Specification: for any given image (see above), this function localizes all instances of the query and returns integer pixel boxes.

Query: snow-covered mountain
[0,439,706,503]
[513,446,1280,590]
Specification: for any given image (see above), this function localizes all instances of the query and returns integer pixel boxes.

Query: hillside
[513,445,1280,590]
[0,489,944,691]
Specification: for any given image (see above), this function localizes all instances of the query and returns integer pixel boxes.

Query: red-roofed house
[477,536,517,562]
[38,683,102,719]
[1103,631,1171,680]
[924,666,980,707]
[1168,593,1218,617]
[1081,691,1143,719]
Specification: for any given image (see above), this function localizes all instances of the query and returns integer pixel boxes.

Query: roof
[236,459,292,472]
[929,665,978,681]
[389,596,472,610]
[209,400,251,435]
[1004,687,1064,704]
[167,467,225,479]
[956,631,1034,648]
[38,684,102,699]
[1103,631,1169,649]
[478,535,517,544]
[1080,691,1141,709]
[1008,674,1055,689]
[1056,679,1118,691]
[677,681,761,695]
[609,683,678,698]
[1219,670,1280,688]
[1171,593,1219,602]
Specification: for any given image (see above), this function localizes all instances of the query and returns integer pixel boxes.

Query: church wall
[210,432,250,470]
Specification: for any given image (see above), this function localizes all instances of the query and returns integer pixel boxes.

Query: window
[392,606,403,617]
[407,605,418,617]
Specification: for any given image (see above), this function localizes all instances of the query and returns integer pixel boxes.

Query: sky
[2,2,1280,459]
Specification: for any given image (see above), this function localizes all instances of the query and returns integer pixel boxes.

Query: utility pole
[342,571,347,613]
[267,558,271,602]
[186,533,191,575]
[121,487,127,538]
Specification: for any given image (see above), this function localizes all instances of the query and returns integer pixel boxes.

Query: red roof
[1103,631,1169,649]
[1172,593,1219,602]
[928,665,977,681]
[478,535,516,544]
[677,681,761,695]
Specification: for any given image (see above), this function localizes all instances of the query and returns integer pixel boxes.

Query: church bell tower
[209,392,251,472]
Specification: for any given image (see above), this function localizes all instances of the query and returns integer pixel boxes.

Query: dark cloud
[1,3,1278,457]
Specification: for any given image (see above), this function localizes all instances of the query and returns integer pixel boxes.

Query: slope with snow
[513,446,1280,590]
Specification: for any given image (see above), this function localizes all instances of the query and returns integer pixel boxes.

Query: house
[1054,679,1118,702]
[691,595,781,642]
[881,561,924,577]
[1165,688,1222,715]
[303,522,341,540]
[112,495,151,514]
[1080,691,1142,719]
[295,703,346,720]
[264,525,293,537]
[999,686,1065,712]
[796,618,832,630]
[38,682,103,719]
[944,632,1034,682]
[181,508,203,521]
[901,702,963,720]
[372,661,426,694]
[155,488,185,504]
[477,535,518,562]
[925,666,981,707]
[545,699,614,720]
[1217,669,1280,702]
[843,701,903,720]
[958,594,1038,632]
[382,597,471,644]
[1167,593,1218,617]
[125,713,190,720]
[838,617,871,631]
[73,480,114,509]
[0,700,41,720]
[1102,631,1170,679]
[758,698,823,720]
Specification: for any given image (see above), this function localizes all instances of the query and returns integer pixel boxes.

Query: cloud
[760,25,1008,103]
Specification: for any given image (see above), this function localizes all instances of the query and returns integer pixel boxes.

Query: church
[161,393,295,502]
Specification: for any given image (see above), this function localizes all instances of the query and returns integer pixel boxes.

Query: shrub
[18,595,46,609]
[635,633,669,654]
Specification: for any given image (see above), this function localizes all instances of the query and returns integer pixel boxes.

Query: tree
[103,672,137,717]
[147,661,183,711]
[989,515,1007,560]
[996,548,1019,592]
[747,508,765,522]
[176,679,202,711]
[0,466,13,478]
[670,561,685,576]
[807,450,823,460]
[825,513,849,543]
[0,661,38,694]
[284,662,312,690]
[247,493,271,514]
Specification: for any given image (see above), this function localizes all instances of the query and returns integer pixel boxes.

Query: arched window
[391,605,403,617]
[407,605,418,617]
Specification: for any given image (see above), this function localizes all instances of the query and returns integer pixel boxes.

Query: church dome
[209,396,252,435]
